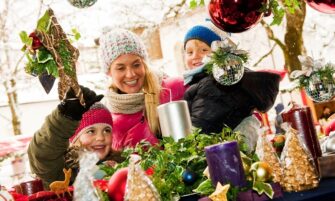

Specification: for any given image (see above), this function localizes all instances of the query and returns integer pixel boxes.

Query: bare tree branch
[253,44,277,67]
[162,0,187,20]
[260,20,287,55]
[323,32,335,48]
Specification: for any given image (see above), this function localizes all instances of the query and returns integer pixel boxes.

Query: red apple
[108,167,128,201]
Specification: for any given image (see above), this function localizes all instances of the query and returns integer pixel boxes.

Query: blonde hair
[142,62,161,135]
[109,60,161,136]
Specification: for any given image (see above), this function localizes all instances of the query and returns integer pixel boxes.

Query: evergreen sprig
[296,63,335,88]
[100,127,257,201]
[205,47,249,74]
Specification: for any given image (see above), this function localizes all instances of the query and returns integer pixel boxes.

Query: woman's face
[185,39,211,70]
[108,54,146,94]
[78,124,112,159]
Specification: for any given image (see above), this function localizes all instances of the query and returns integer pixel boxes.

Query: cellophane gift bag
[280,126,319,192]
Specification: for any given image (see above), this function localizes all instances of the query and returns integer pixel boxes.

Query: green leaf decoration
[71,28,81,41]
[37,49,53,63]
[252,181,274,199]
[100,128,257,201]
[193,179,215,195]
[36,11,51,32]
[19,31,32,47]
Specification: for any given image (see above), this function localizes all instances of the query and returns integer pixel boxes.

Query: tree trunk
[5,79,22,135]
[283,2,307,73]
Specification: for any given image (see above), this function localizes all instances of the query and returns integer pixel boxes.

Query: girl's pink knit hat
[70,103,113,143]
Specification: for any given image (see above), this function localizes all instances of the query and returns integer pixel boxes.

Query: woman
[99,29,186,151]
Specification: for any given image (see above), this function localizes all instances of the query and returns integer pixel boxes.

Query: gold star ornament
[209,183,230,201]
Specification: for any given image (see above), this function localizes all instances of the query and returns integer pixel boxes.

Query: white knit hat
[99,28,148,73]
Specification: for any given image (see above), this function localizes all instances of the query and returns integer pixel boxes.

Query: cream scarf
[105,89,145,114]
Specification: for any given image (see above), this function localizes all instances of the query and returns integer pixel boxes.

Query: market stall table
[273,178,335,201]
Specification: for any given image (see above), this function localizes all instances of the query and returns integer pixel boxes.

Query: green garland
[296,63,335,88]
[100,128,259,201]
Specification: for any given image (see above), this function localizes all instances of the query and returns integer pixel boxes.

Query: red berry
[29,32,42,50]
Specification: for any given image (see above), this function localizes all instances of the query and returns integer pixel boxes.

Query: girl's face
[78,124,112,159]
[108,54,146,94]
[185,39,211,70]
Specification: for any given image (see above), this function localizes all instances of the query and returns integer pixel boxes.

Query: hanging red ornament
[208,0,268,33]
[305,0,335,14]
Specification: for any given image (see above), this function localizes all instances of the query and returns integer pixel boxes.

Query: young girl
[99,29,186,151]
[183,21,280,146]
[28,86,120,188]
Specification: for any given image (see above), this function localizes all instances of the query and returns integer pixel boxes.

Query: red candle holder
[14,179,44,196]
[281,105,322,173]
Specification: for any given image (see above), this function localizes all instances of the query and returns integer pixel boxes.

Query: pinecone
[64,146,82,170]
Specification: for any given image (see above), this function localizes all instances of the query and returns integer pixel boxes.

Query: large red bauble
[305,0,335,14]
[208,0,267,33]
[108,167,128,201]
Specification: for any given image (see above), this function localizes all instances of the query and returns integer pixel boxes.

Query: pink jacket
[110,77,186,151]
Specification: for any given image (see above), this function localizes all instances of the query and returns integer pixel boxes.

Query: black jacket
[184,69,280,134]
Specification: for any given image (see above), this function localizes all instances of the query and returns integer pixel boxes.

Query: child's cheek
[79,134,94,147]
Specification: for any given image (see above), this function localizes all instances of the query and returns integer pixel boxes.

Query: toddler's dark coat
[184,69,281,134]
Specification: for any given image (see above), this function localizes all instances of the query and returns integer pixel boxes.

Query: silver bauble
[212,63,244,86]
[326,134,335,152]
[67,0,97,8]
[304,73,335,102]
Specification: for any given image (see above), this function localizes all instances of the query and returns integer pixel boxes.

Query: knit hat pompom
[99,28,148,74]
[70,102,113,143]
[184,20,230,48]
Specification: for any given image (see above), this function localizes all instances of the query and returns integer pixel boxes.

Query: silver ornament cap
[157,100,192,141]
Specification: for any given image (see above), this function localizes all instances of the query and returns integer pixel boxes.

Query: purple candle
[205,141,246,187]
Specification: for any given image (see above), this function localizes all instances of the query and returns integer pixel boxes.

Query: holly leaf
[252,181,274,199]
[19,31,33,47]
[37,11,51,32]
[37,49,54,63]
[193,179,215,195]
